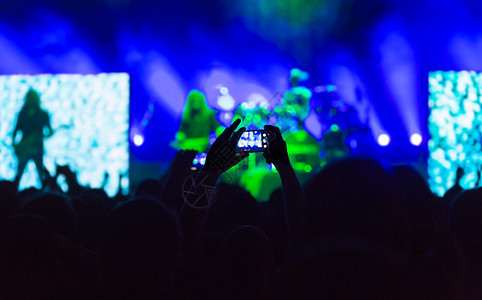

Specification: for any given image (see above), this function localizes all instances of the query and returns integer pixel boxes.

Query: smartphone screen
[191,152,207,170]
[237,130,268,152]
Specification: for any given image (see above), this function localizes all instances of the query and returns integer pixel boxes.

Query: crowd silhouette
[0,118,479,299]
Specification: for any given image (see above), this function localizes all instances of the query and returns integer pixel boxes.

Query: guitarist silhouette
[12,89,53,188]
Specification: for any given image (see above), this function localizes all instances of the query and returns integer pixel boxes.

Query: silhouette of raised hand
[262,124,305,245]
[263,125,290,167]
[455,167,464,186]
[178,120,248,264]
[204,119,248,176]
[56,164,82,195]
[162,150,198,199]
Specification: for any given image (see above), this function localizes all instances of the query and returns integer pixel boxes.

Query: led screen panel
[428,71,482,196]
[0,73,129,196]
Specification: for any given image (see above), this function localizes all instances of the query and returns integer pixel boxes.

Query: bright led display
[0,73,129,196]
[428,71,482,196]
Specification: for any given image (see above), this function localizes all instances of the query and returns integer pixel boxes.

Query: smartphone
[191,152,207,170]
[237,130,268,152]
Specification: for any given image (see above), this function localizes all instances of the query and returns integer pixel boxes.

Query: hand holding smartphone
[191,129,270,170]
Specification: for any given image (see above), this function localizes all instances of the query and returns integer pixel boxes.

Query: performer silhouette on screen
[12,89,53,188]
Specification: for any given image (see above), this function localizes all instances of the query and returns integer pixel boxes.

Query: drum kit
[230,85,371,170]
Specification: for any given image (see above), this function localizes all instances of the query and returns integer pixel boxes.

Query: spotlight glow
[219,86,229,95]
[133,134,144,146]
[217,94,235,111]
[377,134,390,146]
[410,133,422,146]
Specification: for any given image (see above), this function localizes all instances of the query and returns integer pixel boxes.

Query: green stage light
[330,124,340,132]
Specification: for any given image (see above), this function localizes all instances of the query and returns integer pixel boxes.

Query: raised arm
[263,125,305,245]
[177,119,248,260]
[56,164,83,195]
[160,150,198,201]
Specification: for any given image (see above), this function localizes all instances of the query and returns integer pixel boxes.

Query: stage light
[220,86,229,95]
[219,111,234,126]
[330,124,340,132]
[217,94,235,111]
[378,31,420,144]
[133,134,144,146]
[410,133,422,146]
[349,139,357,149]
[377,134,390,146]
[314,85,337,93]
[304,111,322,140]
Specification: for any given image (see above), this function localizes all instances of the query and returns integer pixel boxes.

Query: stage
[1,0,482,198]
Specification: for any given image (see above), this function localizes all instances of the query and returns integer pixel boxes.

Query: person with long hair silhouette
[172,89,221,152]
[12,89,53,188]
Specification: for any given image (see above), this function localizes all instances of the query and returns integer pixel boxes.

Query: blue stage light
[217,94,235,111]
[410,133,422,146]
[220,86,229,95]
[133,134,144,146]
[377,133,390,146]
